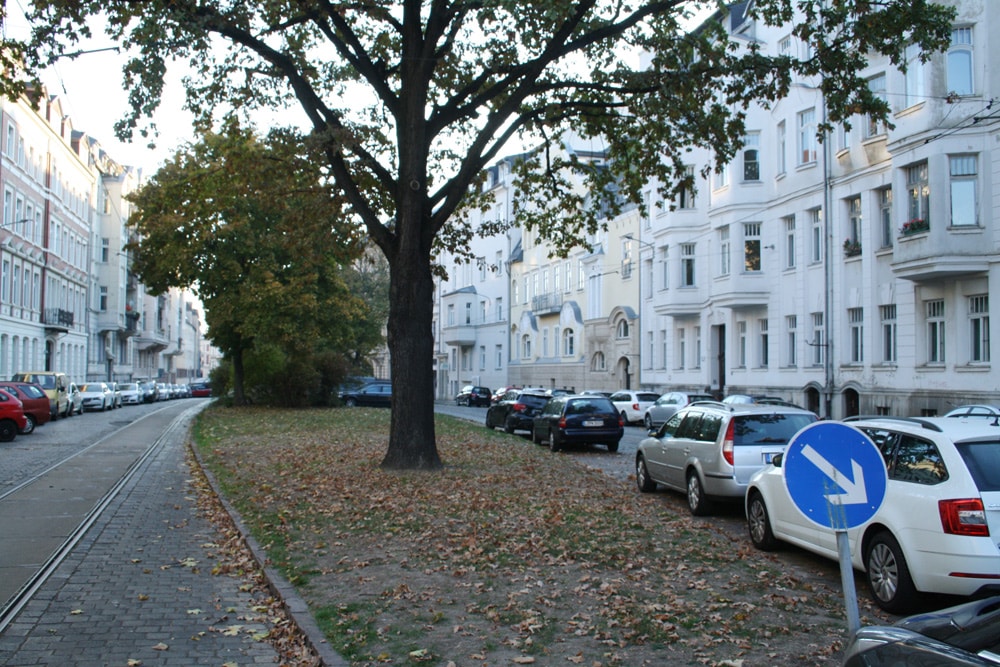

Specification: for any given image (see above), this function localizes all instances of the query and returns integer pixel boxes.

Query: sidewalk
[0,404,329,666]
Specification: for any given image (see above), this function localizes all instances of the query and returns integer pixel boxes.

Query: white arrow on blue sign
[783,422,888,530]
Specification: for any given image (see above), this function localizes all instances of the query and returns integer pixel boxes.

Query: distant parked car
[643,391,715,430]
[107,382,123,408]
[944,404,1000,419]
[189,381,212,398]
[485,389,551,434]
[0,381,50,434]
[531,394,624,453]
[455,385,492,407]
[747,416,1000,613]
[339,381,392,408]
[79,383,114,411]
[0,388,28,441]
[636,401,817,515]
[609,390,660,425]
[118,383,143,405]
[155,383,170,401]
[67,383,84,415]
[843,595,1000,666]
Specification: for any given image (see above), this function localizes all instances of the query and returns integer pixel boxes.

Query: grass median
[192,404,879,666]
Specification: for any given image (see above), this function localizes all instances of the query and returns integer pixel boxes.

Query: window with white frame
[564,260,571,292]
[479,345,486,371]
[798,108,817,164]
[847,196,862,248]
[713,161,729,190]
[660,244,669,290]
[676,328,686,369]
[99,286,108,312]
[621,238,634,279]
[592,351,606,371]
[496,297,503,322]
[848,307,864,363]
[926,299,945,363]
[784,215,796,269]
[677,165,696,209]
[694,326,701,369]
[542,328,549,357]
[719,226,730,276]
[563,328,575,356]
[905,43,925,107]
[744,222,761,272]
[948,27,974,96]
[743,132,760,181]
[881,304,897,363]
[512,279,519,305]
[879,188,893,248]
[776,120,787,175]
[660,328,668,369]
[680,243,696,287]
[465,302,472,324]
[811,312,824,366]
[495,344,503,369]
[811,208,823,263]
[646,330,654,369]
[1,259,8,303]
[950,155,978,227]
[786,315,797,367]
[617,319,630,339]
[906,162,930,229]
[521,333,532,359]
[737,321,747,367]
[866,73,887,138]
[970,295,989,363]
[758,319,769,368]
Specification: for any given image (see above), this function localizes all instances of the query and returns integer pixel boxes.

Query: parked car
[580,390,612,398]
[609,390,661,425]
[643,391,714,430]
[455,385,492,407]
[67,383,84,415]
[485,388,551,434]
[138,381,158,403]
[79,382,115,411]
[531,394,624,453]
[11,371,70,419]
[155,383,170,401]
[636,402,817,515]
[0,387,28,441]
[0,381,52,434]
[944,404,1000,419]
[118,383,143,405]
[843,595,1000,666]
[339,381,392,408]
[189,381,212,398]
[745,416,1000,613]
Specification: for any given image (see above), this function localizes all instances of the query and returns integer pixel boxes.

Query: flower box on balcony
[843,239,862,257]
[899,218,929,236]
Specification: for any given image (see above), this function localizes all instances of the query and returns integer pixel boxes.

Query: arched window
[521,333,532,359]
[591,351,606,371]
[562,328,575,356]
[616,319,630,339]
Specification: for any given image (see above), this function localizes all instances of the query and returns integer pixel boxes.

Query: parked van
[10,372,70,419]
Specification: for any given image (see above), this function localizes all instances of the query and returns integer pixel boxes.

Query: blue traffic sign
[783,422,888,530]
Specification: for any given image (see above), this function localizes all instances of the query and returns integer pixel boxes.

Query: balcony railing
[532,292,563,315]
[42,308,74,328]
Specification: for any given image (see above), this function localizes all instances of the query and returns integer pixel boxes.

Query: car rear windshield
[18,385,45,398]
[566,398,615,415]
[733,413,816,446]
[954,441,1000,492]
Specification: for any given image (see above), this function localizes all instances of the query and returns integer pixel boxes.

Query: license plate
[583,420,603,427]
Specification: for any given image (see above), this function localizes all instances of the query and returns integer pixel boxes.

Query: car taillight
[559,416,567,429]
[618,414,625,427]
[722,420,735,466]
[632,403,639,411]
[513,402,526,413]
[939,499,989,536]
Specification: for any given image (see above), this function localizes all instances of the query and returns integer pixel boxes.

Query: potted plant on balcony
[899,218,929,236]
[843,238,862,257]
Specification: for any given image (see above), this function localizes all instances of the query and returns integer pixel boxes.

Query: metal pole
[837,530,861,634]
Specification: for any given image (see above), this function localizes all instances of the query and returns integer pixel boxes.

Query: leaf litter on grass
[192,406,888,666]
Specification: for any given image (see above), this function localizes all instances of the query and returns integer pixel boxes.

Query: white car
[609,390,660,425]
[78,382,114,411]
[746,416,1000,613]
[118,383,143,405]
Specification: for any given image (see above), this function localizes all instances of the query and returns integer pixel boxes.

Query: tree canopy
[16,0,955,469]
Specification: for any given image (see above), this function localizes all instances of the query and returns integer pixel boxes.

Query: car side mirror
[771,452,784,468]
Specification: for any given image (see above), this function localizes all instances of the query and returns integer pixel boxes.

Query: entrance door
[711,325,726,397]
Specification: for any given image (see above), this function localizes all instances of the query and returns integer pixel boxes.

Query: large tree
[18,1,954,469]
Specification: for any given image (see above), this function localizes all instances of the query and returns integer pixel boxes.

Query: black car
[485,389,550,434]
[339,381,392,407]
[531,394,623,453]
[455,385,492,407]
[843,595,1000,666]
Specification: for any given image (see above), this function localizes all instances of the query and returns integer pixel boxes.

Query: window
[737,321,747,367]
[447,304,455,326]
[495,345,503,369]
[881,305,897,363]
[621,238,633,279]
[521,333,532,359]
[926,299,945,363]
[811,208,823,263]
[676,328,686,369]
[948,27,974,96]
[784,216,796,269]
[812,312,824,366]
[719,226,730,276]
[617,319,630,339]
[660,244,669,290]
[99,286,108,312]
[563,328,575,356]
[970,295,989,363]
[101,237,110,263]
[660,328,668,369]
[479,346,486,371]
[512,279,518,305]
[758,319,769,368]
[950,155,977,227]
[847,196,862,246]
[866,73,887,138]
[904,43,925,107]
[1,259,7,303]
[694,326,701,369]
[680,243,695,287]
[496,297,503,322]
[744,223,761,272]
[776,120,787,175]
[677,165,695,209]
[743,132,760,181]
[879,188,893,248]
[542,328,549,357]
[849,307,864,363]
[592,351,606,372]
[713,161,729,190]
[798,108,817,164]
[786,315,797,367]
[906,162,930,230]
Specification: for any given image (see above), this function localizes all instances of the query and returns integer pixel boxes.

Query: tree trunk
[380,238,441,470]
[232,348,247,406]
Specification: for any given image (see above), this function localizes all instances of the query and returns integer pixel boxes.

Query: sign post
[782,422,888,634]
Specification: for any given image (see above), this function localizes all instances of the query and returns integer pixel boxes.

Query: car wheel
[344,397,357,407]
[20,414,36,435]
[747,492,779,551]
[620,410,629,426]
[531,426,543,444]
[686,471,712,516]
[0,419,16,442]
[636,455,656,492]
[865,531,918,613]
[484,413,493,429]
[643,414,653,430]
[607,440,619,453]
[548,430,561,452]
[503,417,515,434]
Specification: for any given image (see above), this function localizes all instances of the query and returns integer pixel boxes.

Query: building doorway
[711,324,726,396]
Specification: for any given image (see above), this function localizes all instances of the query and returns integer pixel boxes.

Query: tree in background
[126,121,379,405]
[20,1,954,468]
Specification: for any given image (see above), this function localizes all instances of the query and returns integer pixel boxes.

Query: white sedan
[78,382,114,411]
[609,390,660,425]
[745,416,1000,613]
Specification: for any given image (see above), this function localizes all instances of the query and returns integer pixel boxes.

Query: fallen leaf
[152,642,168,651]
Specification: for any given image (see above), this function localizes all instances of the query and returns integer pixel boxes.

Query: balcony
[532,292,563,315]
[892,224,991,282]
[42,308,74,333]
[442,323,477,346]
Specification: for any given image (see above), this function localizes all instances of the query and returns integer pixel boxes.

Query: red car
[0,381,52,434]
[0,388,29,441]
